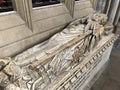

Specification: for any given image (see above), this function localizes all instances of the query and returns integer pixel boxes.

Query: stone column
[103,0,112,15]
[114,3,120,25]
[108,0,120,23]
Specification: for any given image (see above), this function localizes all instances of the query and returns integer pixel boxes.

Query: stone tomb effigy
[0,13,119,90]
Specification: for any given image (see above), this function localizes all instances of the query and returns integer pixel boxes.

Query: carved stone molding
[15,0,33,30]
[61,0,75,17]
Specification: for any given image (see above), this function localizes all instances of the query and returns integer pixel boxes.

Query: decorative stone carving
[0,13,118,90]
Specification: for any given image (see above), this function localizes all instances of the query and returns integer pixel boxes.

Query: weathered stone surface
[0,12,118,90]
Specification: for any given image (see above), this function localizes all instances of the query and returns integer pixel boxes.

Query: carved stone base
[46,34,118,90]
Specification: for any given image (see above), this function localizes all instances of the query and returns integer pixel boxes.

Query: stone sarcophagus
[0,12,119,90]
